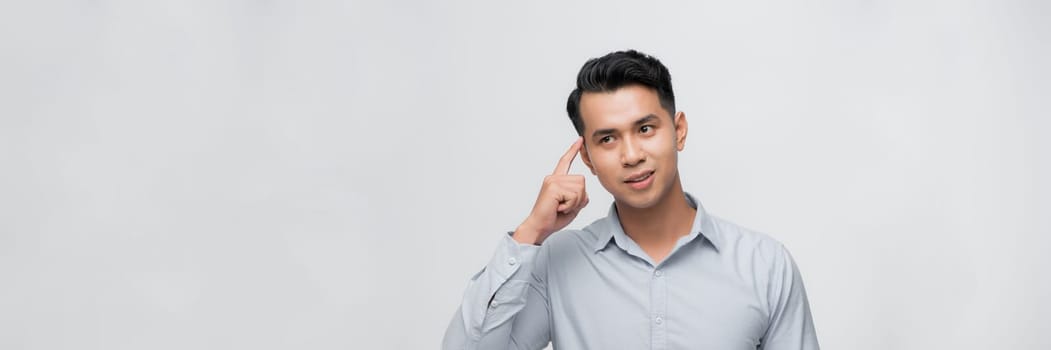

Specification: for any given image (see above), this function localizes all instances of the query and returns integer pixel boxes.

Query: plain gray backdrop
[1,0,1049,349]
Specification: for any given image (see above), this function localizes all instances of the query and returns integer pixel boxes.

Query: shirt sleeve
[759,244,820,350]
[442,232,552,350]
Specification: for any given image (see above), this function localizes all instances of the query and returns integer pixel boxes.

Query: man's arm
[759,244,820,350]
[443,138,589,349]
[441,234,552,350]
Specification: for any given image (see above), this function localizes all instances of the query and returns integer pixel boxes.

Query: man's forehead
[579,86,667,129]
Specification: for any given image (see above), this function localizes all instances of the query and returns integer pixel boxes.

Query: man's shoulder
[708,214,790,266]
[539,216,611,252]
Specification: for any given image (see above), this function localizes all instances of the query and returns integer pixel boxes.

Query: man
[442,50,819,350]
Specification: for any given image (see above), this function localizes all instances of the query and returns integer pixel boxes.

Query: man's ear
[579,138,597,175]
[673,111,688,151]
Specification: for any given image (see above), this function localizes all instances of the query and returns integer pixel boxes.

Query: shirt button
[654,270,663,277]
[508,257,517,266]
[655,316,664,324]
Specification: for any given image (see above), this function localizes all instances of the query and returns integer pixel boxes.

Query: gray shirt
[443,192,819,350]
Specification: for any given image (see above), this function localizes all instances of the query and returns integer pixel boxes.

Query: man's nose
[620,137,646,166]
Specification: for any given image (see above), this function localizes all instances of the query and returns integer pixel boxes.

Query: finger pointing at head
[553,137,584,175]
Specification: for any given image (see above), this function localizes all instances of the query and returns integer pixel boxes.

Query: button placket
[650,267,668,349]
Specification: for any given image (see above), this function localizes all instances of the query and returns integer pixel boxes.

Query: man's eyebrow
[634,114,659,126]
[590,114,660,139]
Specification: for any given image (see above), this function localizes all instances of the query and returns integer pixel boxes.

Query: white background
[1,1,1049,349]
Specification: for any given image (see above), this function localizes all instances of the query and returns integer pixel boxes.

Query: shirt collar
[591,192,723,253]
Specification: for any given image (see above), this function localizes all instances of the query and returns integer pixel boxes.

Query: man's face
[578,84,688,210]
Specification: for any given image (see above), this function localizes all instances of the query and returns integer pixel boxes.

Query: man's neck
[615,178,696,264]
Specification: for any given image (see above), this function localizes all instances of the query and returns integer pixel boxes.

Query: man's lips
[624,170,655,183]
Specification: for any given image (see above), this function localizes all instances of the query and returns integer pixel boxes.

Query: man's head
[566,50,689,210]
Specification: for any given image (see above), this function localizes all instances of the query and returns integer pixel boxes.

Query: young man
[443,50,819,350]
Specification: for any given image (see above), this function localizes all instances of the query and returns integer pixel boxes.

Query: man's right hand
[513,137,590,245]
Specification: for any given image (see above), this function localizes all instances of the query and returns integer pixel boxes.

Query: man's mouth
[624,170,655,190]
[624,170,655,183]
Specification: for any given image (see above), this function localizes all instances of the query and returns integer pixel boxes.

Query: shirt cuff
[485,231,541,280]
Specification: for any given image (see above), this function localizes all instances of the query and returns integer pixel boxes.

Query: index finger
[552,137,584,175]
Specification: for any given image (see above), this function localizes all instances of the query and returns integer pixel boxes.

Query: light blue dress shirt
[443,192,819,350]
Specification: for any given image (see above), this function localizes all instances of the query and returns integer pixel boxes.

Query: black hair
[566,50,676,136]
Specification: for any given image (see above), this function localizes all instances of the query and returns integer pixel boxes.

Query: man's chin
[612,190,662,210]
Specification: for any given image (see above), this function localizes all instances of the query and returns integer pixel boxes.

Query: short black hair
[566,50,676,136]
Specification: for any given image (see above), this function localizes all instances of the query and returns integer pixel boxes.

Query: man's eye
[640,125,653,133]
[599,136,612,143]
